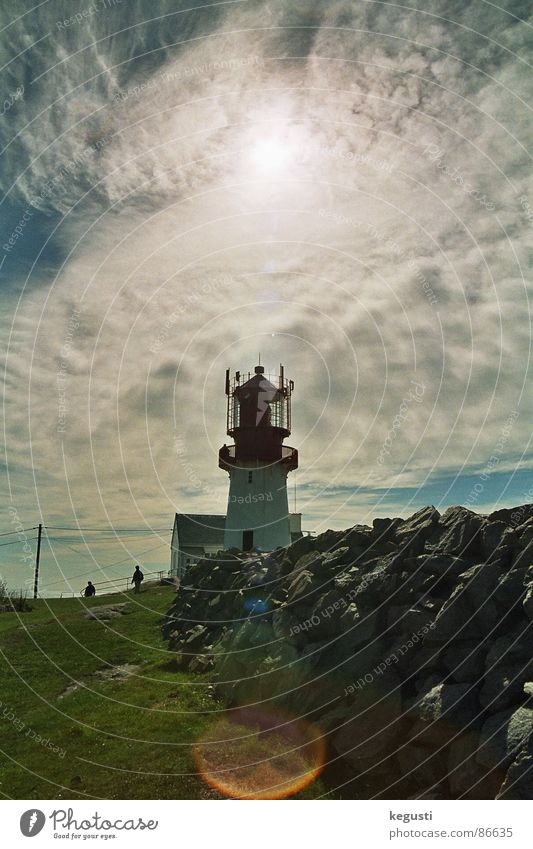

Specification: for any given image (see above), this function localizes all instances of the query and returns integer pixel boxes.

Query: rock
[387,604,434,635]
[285,534,315,564]
[334,566,361,593]
[332,671,403,766]
[480,663,528,713]
[494,565,529,608]
[477,706,533,769]
[399,506,440,535]
[396,740,448,792]
[340,603,378,648]
[163,502,533,800]
[95,663,140,681]
[488,506,532,525]
[322,545,352,566]
[271,607,302,644]
[84,604,130,620]
[394,506,440,555]
[497,753,533,798]
[428,563,500,641]
[411,684,477,727]
[291,550,325,575]
[480,635,533,713]
[513,542,533,571]
[517,517,533,547]
[420,554,470,579]
[409,682,479,746]
[287,569,316,603]
[524,586,533,620]
[441,640,488,684]
[308,589,350,637]
[345,525,373,549]
[481,521,510,559]
[447,732,499,798]
[485,632,530,668]
[354,565,399,609]
[322,628,387,676]
[372,517,404,541]
[181,624,210,651]
[395,637,440,679]
[314,529,349,553]
[189,654,215,673]
[435,507,484,558]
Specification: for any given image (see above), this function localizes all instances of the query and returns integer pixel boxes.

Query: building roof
[172,512,302,551]
[173,513,225,548]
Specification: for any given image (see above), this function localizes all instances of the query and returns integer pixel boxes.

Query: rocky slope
[163,504,533,799]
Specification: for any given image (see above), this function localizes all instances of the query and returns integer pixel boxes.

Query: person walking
[84,581,96,597]
[131,564,144,594]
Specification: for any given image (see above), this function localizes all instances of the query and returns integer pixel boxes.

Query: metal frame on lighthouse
[219,363,298,551]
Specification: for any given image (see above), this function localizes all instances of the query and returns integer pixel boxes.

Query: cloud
[1,0,532,589]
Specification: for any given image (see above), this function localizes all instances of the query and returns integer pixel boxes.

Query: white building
[170,511,302,579]
[170,513,225,579]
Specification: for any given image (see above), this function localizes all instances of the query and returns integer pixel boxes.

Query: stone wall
[163,504,533,799]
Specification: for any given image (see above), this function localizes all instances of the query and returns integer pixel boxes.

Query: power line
[0,527,38,537]
[0,525,170,536]
[38,541,168,590]
[44,535,163,542]
[0,537,38,548]
[44,526,170,532]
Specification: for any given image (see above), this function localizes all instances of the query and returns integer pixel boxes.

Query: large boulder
[433,507,484,558]
[427,563,500,642]
[340,603,379,648]
[343,525,373,553]
[481,521,510,559]
[494,564,529,609]
[517,517,533,547]
[408,682,479,747]
[488,505,533,525]
[287,568,321,604]
[372,517,405,542]
[441,639,488,684]
[476,706,533,770]
[479,664,529,713]
[513,542,533,571]
[394,507,440,555]
[497,753,533,798]
[285,534,315,564]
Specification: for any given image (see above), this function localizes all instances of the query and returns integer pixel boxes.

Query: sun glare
[250,138,291,172]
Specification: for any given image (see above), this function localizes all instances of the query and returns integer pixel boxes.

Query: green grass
[0,584,328,800]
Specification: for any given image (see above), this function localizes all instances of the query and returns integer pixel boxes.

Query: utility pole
[34,523,42,600]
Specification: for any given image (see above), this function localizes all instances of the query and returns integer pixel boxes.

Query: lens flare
[194,705,326,799]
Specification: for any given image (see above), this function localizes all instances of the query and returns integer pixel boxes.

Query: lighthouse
[219,363,298,551]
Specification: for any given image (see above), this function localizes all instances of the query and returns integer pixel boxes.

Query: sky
[1,0,532,594]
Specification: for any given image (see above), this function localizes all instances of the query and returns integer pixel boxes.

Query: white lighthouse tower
[219,363,298,551]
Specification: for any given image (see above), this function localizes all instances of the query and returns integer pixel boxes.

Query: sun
[250,138,291,172]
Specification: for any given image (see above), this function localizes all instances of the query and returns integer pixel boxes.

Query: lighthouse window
[248,471,253,483]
